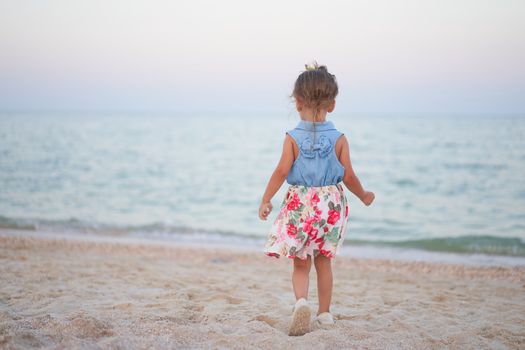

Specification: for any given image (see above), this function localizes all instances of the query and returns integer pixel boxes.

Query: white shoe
[316,312,335,327]
[288,298,311,336]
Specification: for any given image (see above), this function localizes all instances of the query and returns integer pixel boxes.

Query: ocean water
[1,112,524,260]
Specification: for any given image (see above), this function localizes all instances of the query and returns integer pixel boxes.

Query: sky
[0,0,524,115]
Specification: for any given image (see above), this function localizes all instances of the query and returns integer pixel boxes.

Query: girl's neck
[299,109,328,122]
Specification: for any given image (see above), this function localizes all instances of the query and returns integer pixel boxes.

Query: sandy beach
[0,233,524,349]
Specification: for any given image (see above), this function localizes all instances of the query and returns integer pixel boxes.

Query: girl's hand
[361,191,375,206]
[259,201,273,220]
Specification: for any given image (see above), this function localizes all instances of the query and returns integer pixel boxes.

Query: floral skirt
[264,183,349,260]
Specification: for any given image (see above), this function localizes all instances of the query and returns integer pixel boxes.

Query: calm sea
[1,112,524,261]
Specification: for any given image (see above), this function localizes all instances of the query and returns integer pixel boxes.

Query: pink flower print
[327,209,340,225]
[303,216,314,231]
[314,207,322,221]
[305,189,321,207]
[287,224,298,238]
[287,193,301,211]
[302,217,318,239]
[311,192,320,206]
[320,249,334,258]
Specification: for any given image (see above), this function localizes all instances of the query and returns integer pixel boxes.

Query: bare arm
[338,135,375,205]
[258,134,295,220]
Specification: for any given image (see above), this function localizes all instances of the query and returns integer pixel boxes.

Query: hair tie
[304,61,319,71]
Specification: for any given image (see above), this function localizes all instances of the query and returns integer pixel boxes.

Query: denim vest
[286,120,345,187]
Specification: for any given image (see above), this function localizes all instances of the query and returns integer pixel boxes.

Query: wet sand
[1,234,524,349]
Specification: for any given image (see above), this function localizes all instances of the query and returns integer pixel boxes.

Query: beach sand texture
[1,235,524,349]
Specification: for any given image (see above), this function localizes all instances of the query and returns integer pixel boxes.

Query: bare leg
[292,256,312,300]
[314,254,333,314]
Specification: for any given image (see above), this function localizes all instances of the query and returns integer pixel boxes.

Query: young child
[259,62,375,336]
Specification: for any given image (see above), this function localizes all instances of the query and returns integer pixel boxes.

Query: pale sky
[0,0,524,114]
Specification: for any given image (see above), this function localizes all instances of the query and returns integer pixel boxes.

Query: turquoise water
[1,112,524,257]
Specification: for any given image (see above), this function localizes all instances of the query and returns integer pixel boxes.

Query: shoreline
[1,228,525,268]
[1,230,524,281]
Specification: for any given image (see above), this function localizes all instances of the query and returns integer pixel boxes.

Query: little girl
[259,62,375,336]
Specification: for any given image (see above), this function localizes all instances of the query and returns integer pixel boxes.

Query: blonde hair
[292,61,338,121]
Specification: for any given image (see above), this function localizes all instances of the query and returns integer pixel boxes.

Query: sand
[0,233,524,349]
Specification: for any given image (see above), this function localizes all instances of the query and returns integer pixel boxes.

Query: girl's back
[286,120,345,187]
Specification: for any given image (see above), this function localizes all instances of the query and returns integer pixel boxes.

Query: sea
[1,112,524,266]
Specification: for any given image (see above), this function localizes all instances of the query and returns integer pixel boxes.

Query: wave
[0,215,261,240]
[1,215,524,257]
[347,236,525,257]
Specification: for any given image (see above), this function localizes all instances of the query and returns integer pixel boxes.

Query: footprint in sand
[335,313,372,321]
[432,294,447,302]
[63,313,114,339]
[184,304,204,312]
[251,315,278,327]
[226,296,243,305]
[112,302,133,310]
[206,294,243,305]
